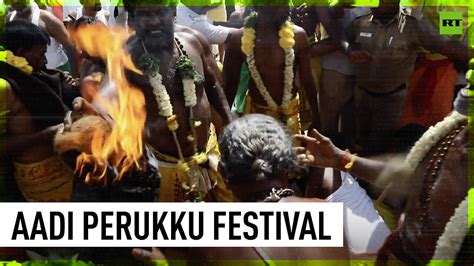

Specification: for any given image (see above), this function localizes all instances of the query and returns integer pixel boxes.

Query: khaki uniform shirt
[350,11,450,93]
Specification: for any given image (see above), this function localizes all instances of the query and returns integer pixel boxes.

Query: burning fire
[71,24,146,183]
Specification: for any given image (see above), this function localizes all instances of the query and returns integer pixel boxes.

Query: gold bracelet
[343,149,357,171]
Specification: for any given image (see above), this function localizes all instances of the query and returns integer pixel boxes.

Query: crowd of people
[0,0,472,264]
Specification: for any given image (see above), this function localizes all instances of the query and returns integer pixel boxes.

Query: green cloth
[234,63,249,113]
[57,61,72,73]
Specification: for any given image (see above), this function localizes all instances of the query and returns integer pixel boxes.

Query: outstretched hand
[64,97,101,132]
[294,129,344,169]
[72,97,99,115]
[131,247,166,263]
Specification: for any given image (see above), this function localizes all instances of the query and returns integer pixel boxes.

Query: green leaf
[243,11,258,29]
[176,55,204,86]
[138,53,160,75]
[176,56,195,80]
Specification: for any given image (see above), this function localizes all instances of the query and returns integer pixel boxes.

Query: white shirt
[325,169,391,254]
[10,8,69,69]
[176,4,230,44]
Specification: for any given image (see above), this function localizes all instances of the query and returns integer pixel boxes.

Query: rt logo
[439,11,463,35]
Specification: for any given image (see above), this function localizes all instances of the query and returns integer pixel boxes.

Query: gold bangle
[343,149,356,171]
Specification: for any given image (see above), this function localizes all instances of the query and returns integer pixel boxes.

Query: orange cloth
[399,55,456,128]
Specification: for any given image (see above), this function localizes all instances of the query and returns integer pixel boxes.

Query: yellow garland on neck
[3,50,33,75]
[241,21,295,56]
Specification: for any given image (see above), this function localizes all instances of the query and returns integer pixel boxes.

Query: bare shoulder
[228,28,243,42]
[293,25,309,43]
[292,25,310,50]
[40,9,57,22]
[292,24,307,36]
[225,28,243,49]
[175,28,204,50]
[40,9,63,30]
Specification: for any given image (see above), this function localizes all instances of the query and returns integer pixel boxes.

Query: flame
[71,24,146,183]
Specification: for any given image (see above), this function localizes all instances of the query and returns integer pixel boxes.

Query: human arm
[315,6,341,43]
[311,38,342,57]
[42,10,79,75]
[295,27,321,130]
[192,30,233,125]
[62,96,106,132]
[294,129,397,184]
[309,7,345,57]
[222,30,245,109]
[5,83,64,156]
[344,19,373,64]
[6,124,64,156]
[416,15,471,61]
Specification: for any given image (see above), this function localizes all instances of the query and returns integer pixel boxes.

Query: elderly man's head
[219,114,303,201]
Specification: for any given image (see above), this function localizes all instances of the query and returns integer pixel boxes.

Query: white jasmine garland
[281,48,295,110]
[140,40,210,201]
[182,79,197,107]
[431,195,468,262]
[404,111,467,171]
[149,72,173,117]
[246,47,295,111]
[242,17,296,113]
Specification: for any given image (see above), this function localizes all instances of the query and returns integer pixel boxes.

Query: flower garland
[241,12,296,111]
[429,193,469,264]
[2,50,33,74]
[404,111,467,171]
[139,40,209,201]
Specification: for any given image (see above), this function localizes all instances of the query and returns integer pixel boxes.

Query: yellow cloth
[151,126,234,202]
[244,94,302,135]
[14,157,74,202]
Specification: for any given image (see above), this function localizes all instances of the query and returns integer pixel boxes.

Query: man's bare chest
[253,44,286,70]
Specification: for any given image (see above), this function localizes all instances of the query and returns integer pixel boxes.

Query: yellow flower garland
[2,50,33,75]
[241,16,297,112]
[241,28,256,56]
[241,21,295,56]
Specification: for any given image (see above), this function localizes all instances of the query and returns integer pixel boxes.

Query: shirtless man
[2,21,80,201]
[6,0,78,73]
[123,0,233,202]
[224,0,320,134]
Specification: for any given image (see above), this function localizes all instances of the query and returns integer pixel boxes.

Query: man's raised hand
[294,129,345,169]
